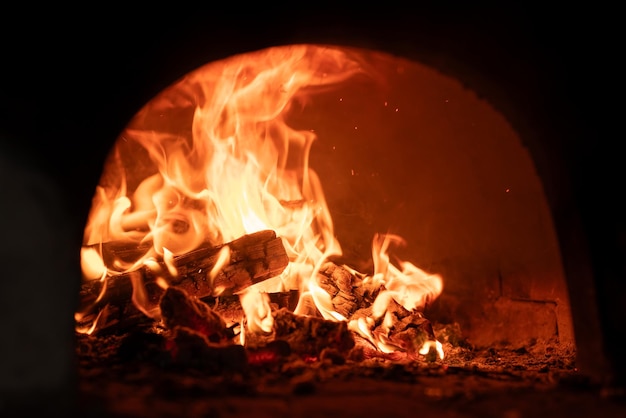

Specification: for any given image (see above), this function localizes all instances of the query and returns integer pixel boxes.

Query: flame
[78,44,444,358]
[240,289,273,335]
[371,233,443,314]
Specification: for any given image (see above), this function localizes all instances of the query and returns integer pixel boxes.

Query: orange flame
[78,44,444,357]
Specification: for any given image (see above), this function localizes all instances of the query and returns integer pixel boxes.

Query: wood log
[199,289,300,328]
[76,230,289,334]
[160,286,236,344]
[349,298,438,358]
[165,327,249,373]
[317,261,384,319]
[173,230,289,297]
[271,308,355,358]
[387,307,437,355]
[79,230,288,310]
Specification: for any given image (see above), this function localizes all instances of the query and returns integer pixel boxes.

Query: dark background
[0,4,621,415]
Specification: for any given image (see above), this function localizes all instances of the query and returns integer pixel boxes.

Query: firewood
[346,298,438,358]
[198,289,300,330]
[165,326,248,373]
[159,286,236,344]
[386,309,437,355]
[272,308,355,358]
[245,340,292,367]
[75,301,156,336]
[368,297,437,346]
[77,230,289,334]
[317,261,384,319]
[349,337,409,362]
[173,229,289,297]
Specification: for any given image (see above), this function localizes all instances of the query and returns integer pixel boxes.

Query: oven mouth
[2,9,624,418]
[74,43,583,416]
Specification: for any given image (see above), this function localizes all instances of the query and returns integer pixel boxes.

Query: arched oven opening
[1,8,623,417]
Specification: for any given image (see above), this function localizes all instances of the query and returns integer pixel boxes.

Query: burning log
[387,309,437,355]
[77,230,289,333]
[317,261,384,319]
[272,308,355,359]
[245,340,292,367]
[199,289,300,329]
[165,327,248,373]
[159,286,236,344]
[349,298,439,361]
[317,262,360,319]
[173,229,289,297]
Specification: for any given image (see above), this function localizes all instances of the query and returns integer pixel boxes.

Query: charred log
[159,286,236,344]
[388,309,437,355]
[77,230,289,334]
[245,340,292,367]
[272,308,355,358]
[317,261,384,319]
[165,326,248,373]
[173,229,289,297]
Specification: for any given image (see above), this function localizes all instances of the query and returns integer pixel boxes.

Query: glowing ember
[77,44,444,359]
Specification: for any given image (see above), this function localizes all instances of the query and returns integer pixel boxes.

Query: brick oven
[1,6,623,417]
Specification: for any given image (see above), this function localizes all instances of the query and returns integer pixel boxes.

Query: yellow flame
[79,45,445,357]
[419,340,445,360]
[372,233,443,312]
[130,270,161,320]
[80,246,107,281]
[209,245,231,282]
[239,289,273,334]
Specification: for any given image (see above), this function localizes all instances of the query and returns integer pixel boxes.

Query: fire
[77,44,444,359]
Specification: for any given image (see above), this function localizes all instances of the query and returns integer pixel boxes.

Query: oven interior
[0,8,624,418]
